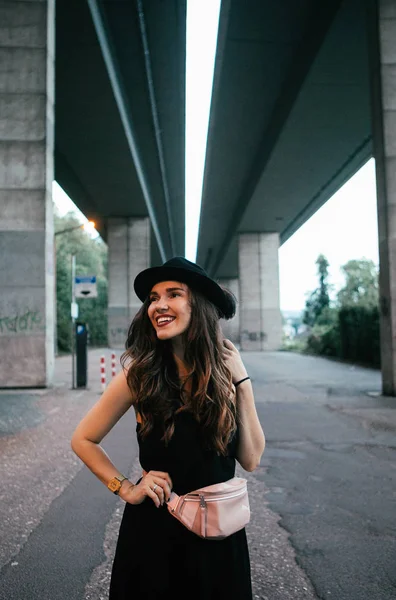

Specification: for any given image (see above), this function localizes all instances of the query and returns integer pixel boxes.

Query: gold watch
[107,474,127,495]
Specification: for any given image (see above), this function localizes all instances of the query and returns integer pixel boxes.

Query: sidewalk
[0,349,395,599]
[0,349,115,570]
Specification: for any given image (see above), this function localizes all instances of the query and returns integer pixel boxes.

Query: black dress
[109,405,252,600]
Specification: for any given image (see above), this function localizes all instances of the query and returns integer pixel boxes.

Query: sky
[52,0,380,315]
[185,0,221,262]
[278,158,378,312]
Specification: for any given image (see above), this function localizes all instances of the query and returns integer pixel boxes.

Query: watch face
[108,479,120,492]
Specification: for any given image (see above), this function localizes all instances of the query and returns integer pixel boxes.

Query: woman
[71,257,265,599]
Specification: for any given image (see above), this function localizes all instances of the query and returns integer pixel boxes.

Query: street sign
[75,275,98,298]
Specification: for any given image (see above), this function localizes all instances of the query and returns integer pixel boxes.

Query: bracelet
[234,376,250,387]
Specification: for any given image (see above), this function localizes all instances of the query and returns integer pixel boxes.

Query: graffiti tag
[0,309,43,334]
[110,327,128,340]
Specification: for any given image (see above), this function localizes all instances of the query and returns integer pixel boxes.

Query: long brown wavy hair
[121,286,237,455]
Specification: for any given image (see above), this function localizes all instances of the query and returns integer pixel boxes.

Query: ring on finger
[152,484,158,492]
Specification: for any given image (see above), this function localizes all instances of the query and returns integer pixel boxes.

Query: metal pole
[54,241,57,357]
[71,254,76,389]
[87,0,167,261]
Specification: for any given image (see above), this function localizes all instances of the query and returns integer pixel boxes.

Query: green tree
[55,211,108,352]
[290,316,302,335]
[303,254,332,326]
[337,259,379,308]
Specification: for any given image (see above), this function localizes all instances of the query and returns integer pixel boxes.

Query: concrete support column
[217,278,240,344]
[0,0,55,387]
[368,0,396,395]
[238,233,282,351]
[108,217,150,349]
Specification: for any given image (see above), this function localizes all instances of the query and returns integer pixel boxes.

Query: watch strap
[107,474,127,495]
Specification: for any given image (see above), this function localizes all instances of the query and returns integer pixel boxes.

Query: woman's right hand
[119,470,173,508]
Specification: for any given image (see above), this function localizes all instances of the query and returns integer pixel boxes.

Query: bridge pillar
[0,0,55,386]
[238,233,282,351]
[369,0,396,395]
[217,278,239,344]
[107,217,150,349]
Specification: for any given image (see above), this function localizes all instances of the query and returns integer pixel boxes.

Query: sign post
[71,254,76,389]
[71,271,97,389]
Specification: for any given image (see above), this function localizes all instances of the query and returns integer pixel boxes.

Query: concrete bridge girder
[198,0,396,395]
[0,0,55,387]
[1,0,396,398]
[0,0,186,387]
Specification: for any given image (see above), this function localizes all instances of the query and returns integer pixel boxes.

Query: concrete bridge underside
[199,0,396,395]
[0,0,186,386]
[1,0,396,397]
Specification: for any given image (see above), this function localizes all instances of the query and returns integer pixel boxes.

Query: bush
[304,306,380,367]
[338,306,380,367]
[281,338,307,353]
[306,323,341,357]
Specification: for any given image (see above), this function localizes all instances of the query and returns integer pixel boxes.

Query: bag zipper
[200,494,206,537]
[174,489,247,537]
[183,488,246,503]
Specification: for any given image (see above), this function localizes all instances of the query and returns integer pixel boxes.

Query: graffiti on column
[0,309,43,334]
[110,328,129,341]
[240,330,267,342]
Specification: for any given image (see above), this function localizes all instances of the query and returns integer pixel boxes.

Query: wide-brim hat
[134,257,235,319]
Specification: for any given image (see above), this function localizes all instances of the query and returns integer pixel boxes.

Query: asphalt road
[1,349,395,600]
[249,352,396,600]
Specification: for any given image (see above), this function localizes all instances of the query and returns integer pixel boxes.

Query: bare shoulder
[71,368,135,445]
[117,357,144,425]
[109,365,140,408]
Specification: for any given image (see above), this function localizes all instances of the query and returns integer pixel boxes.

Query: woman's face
[147,280,192,341]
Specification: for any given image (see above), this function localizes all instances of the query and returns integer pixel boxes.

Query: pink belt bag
[166,477,250,540]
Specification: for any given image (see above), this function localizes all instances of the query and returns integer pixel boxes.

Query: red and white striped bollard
[111,352,116,378]
[100,355,106,391]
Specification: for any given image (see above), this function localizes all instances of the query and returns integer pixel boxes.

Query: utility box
[75,322,88,388]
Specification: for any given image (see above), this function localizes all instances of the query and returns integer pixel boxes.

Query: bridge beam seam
[202,1,344,276]
[87,0,167,262]
[136,0,176,256]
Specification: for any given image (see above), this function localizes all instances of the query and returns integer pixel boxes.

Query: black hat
[134,257,235,319]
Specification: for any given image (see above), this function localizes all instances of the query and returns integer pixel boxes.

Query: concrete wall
[107,217,150,349]
[218,277,240,344]
[238,232,282,351]
[368,0,396,395]
[0,0,55,386]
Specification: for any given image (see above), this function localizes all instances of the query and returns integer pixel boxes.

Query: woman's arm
[71,369,135,494]
[223,339,265,472]
[71,369,173,506]
[234,378,265,472]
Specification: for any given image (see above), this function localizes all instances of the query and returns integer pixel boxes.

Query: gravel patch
[0,385,99,570]
[245,467,317,599]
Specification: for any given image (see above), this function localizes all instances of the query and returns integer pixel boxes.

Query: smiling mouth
[156,317,176,328]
